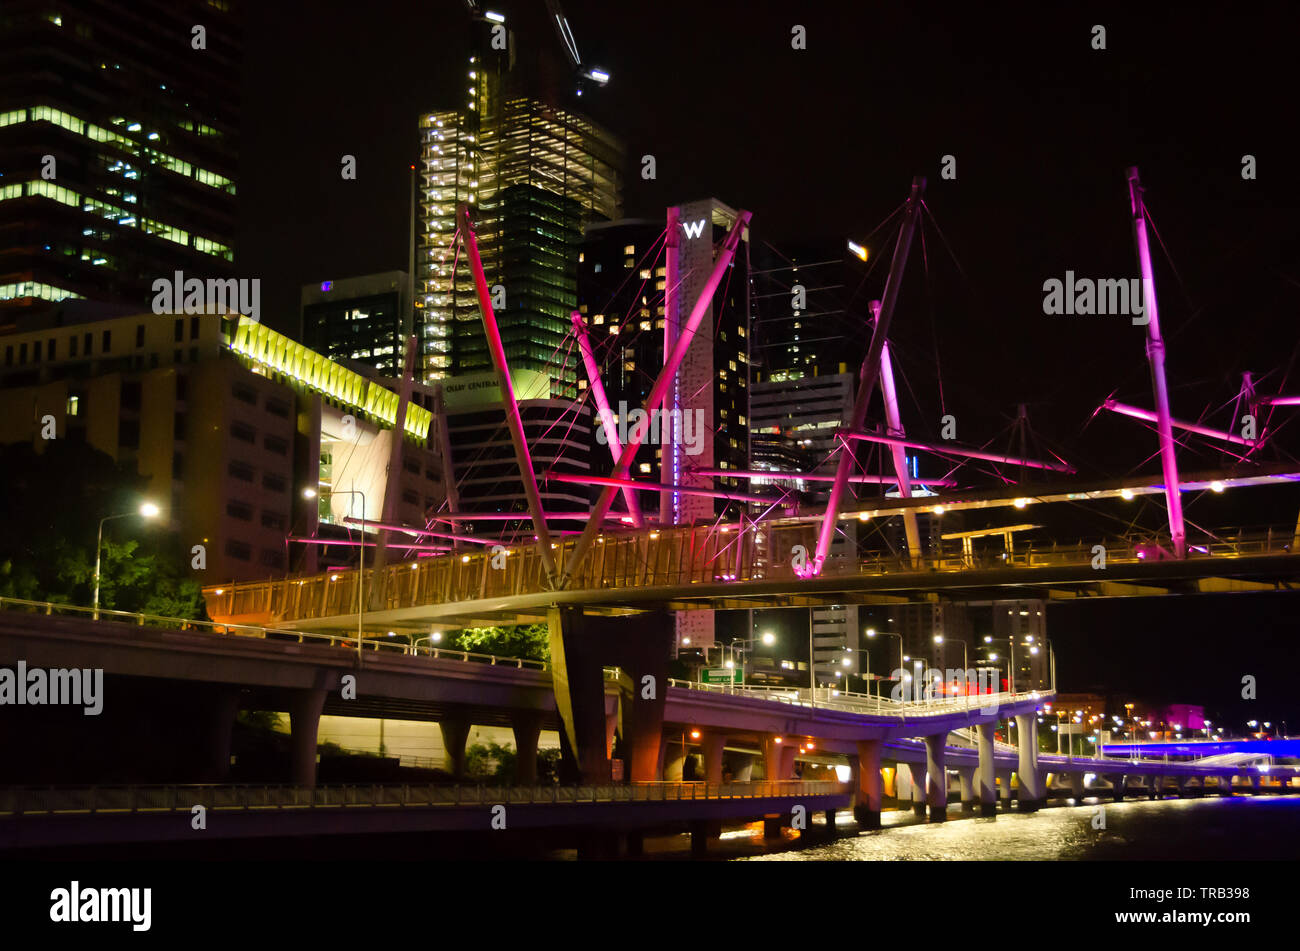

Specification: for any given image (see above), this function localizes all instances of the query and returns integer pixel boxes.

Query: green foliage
[0,440,206,619]
[465,741,517,781]
[448,623,550,661]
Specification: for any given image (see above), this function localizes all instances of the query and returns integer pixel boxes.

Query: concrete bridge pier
[1148,775,1161,799]
[202,686,241,783]
[958,767,976,812]
[763,816,783,839]
[1112,774,1127,801]
[925,734,948,821]
[1069,772,1085,803]
[439,715,471,779]
[1015,714,1044,811]
[701,732,727,784]
[1175,776,1188,798]
[512,710,543,784]
[762,735,788,781]
[1250,775,1261,795]
[1218,775,1234,796]
[977,723,997,817]
[908,762,927,818]
[854,739,884,830]
[733,753,755,783]
[289,686,327,786]
[997,770,1013,810]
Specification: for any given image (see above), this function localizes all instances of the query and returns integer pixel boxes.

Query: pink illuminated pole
[571,310,643,527]
[661,207,681,525]
[1101,399,1256,446]
[456,205,559,584]
[876,303,921,565]
[847,433,1075,472]
[812,177,926,577]
[558,210,752,588]
[1127,167,1186,558]
[680,468,956,487]
[550,472,778,506]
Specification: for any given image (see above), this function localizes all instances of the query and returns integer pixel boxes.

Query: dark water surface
[735,796,1300,861]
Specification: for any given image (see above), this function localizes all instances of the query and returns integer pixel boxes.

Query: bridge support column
[977,723,997,817]
[925,735,948,821]
[780,744,797,780]
[203,686,241,783]
[733,753,755,782]
[1250,774,1261,795]
[440,716,471,779]
[958,767,976,812]
[855,739,883,830]
[1175,776,1188,798]
[289,687,327,786]
[701,732,726,784]
[546,607,672,784]
[511,710,543,784]
[1218,775,1233,796]
[690,820,709,856]
[663,739,686,782]
[763,816,783,839]
[1015,714,1044,811]
[908,762,927,817]
[1149,775,1161,799]
[1069,771,1085,803]
[997,770,1013,809]
[763,736,790,781]
[1113,774,1127,801]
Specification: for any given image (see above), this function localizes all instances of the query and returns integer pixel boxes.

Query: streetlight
[307,486,366,663]
[93,501,160,619]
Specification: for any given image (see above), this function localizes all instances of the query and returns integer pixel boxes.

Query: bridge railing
[0,781,846,817]
[201,522,1298,626]
[0,596,548,671]
[667,679,1049,719]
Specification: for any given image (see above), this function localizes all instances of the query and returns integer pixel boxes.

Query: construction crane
[461,1,610,94]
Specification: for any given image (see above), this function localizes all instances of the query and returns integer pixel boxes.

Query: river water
[730,795,1300,861]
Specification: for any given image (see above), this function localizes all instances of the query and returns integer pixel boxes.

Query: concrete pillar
[701,732,726,784]
[763,816,783,839]
[1175,776,1188,798]
[733,752,755,783]
[1219,775,1233,796]
[925,735,948,821]
[440,716,472,779]
[1069,771,1085,802]
[762,736,785,781]
[958,767,976,812]
[908,762,927,817]
[1250,774,1261,794]
[663,740,686,782]
[855,739,884,829]
[1149,775,1161,798]
[997,770,1013,809]
[203,687,241,783]
[690,820,708,856]
[1015,714,1043,810]
[1113,774,1128,801]
[604,706,618,760]
[288,687,327,786]
[895,762,913,800]
[780,744,797,781]
[511,709,543,784]
[977,723,997,816]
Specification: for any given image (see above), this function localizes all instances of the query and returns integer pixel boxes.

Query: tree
[0,440,206,619]
[448,623,550,661]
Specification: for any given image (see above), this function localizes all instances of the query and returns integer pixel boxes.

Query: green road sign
[701,667,742,686]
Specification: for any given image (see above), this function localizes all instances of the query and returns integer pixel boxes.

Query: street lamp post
[306,487,366,663]
[865,628,905,688]
[93,502,160,620]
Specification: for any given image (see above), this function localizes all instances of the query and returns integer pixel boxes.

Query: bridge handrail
[0,780,847,817]
[0,596,549,671]
[666,679,1049,719]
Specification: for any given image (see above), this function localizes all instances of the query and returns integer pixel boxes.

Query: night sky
[235,0,1300,726]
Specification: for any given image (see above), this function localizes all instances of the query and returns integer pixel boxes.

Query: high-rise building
[0,306,440,584]
[301,272,409,378]
[0,0,240,313]
[418,20,624,387]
